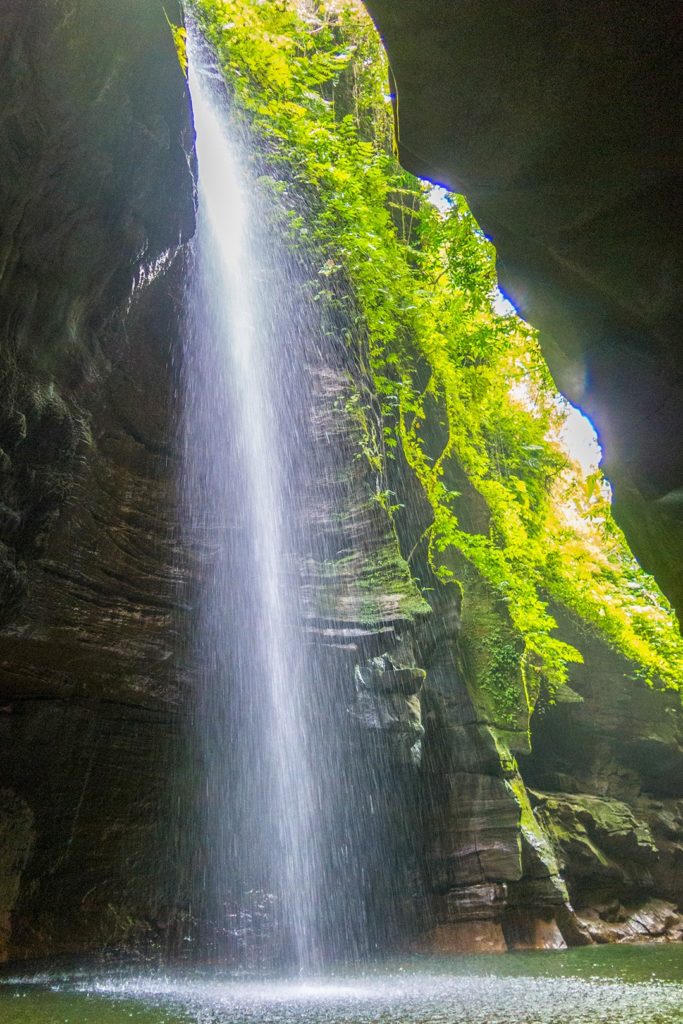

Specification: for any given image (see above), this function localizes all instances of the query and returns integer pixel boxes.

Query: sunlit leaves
[189,0,683,696]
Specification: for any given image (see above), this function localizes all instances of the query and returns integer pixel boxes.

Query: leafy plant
[165,9,188,75]
[186,0,683,698]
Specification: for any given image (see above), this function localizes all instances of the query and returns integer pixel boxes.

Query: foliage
[187,0,683,696]
[165,10,188,75]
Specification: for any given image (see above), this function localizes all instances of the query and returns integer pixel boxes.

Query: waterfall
[179,23,423,971]
[182,28,325,969]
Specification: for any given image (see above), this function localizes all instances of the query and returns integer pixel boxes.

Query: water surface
[2,947,683,1023]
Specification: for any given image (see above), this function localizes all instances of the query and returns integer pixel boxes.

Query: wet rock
[503,913,567,951]
[0,0,194,958]
[555,903,595,947]
[425,921,507,955]
[426,773,523,889]
[0,0,194,628]
[350,657,425,766]
[575,899,683,945]
[532,791,658,896]
[417,568,568,949]
[357,654,426,694]
[0,789,34,962]
[507,798,569,919]
[2,698,180,959]
[436,882,508,924]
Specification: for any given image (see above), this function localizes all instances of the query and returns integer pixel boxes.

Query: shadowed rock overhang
[364,0,683,618]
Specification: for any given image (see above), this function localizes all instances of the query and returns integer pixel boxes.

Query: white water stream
[182,27,323,969]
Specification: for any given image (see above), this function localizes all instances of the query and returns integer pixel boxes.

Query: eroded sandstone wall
[0,0,194,959]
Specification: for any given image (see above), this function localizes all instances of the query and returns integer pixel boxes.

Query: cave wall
[363,0,683,620]
[520,610,683,944]
[0,0,194,626]
[0,0,195,958]
[389,426,683,951]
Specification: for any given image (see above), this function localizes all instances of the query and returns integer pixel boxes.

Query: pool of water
[2,946,683,1023]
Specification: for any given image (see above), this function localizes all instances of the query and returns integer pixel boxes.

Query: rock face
[518,617,683,946]
[0,791,33,959]
[0,0,681,964]
[363,0,683,621]
[0,0,194,959]
[415,593,683,951]
[291,352,433,954]
[414,581,569,954]
[0,0,194,640]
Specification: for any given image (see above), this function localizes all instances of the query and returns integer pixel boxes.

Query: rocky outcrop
[416,579,570,953]
[415,599,683,951]
[350,657,426,766]
[528,791,683,942]
[363,0,683,621]
[291,352,434,954]
[575,899,683,945]
[386,409,683,953]
[518,617,683,947]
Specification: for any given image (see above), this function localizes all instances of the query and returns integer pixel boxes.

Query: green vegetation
[312,544,431,625]
[186,0,683,697]
[165,10,188,74]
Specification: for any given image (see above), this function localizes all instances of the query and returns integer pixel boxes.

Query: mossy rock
[532,791,658,898]
[458,570,532,744]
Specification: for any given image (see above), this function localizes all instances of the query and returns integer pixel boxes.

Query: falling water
[181,28,324,969]
[179,24,423,971]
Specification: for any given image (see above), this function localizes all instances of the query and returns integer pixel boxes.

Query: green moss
[165,13,188,76]
[458,574,531,733]
[356,544,432,622]
[535,792,658,873]
[189,0,683,697]
[312,540,430,626]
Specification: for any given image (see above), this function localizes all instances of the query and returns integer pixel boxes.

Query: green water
[2,946,683,1023]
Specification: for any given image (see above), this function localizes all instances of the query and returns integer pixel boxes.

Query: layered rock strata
[0,0,194,959]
